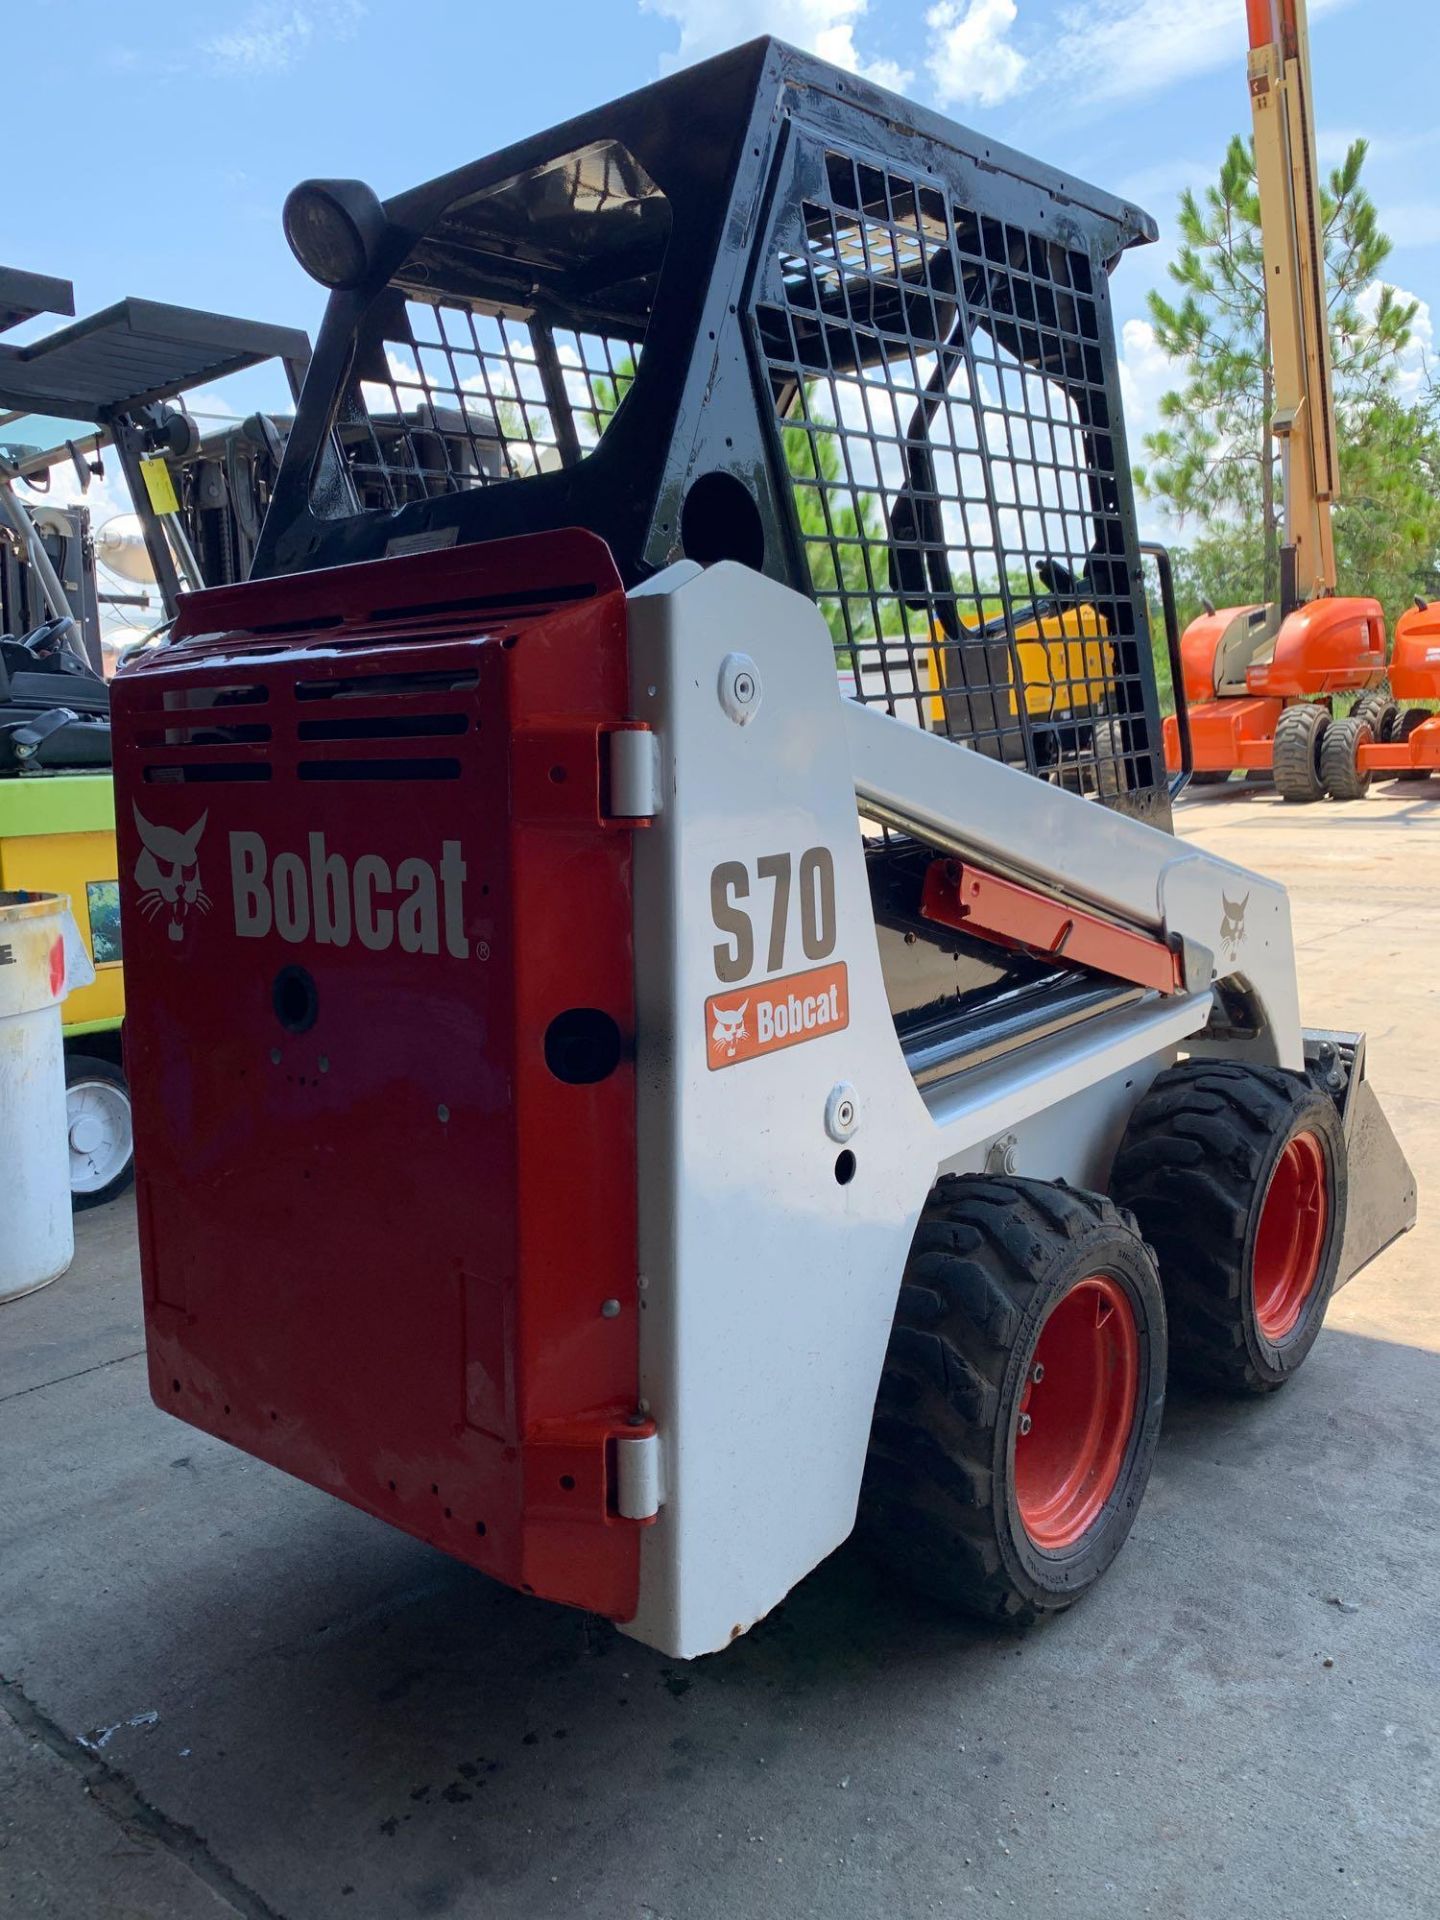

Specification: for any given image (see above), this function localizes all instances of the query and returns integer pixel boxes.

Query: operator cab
[255,38,1169,822]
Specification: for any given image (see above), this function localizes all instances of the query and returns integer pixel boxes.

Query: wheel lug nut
[1018,1413,1033,1436]
[1031,1363,1045,1384]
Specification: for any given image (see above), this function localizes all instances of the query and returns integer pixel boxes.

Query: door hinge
[603,724,660,824]
[614,1428,663,1520]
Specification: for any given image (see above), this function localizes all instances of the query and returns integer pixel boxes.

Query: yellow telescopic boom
[1247,0,1339,603]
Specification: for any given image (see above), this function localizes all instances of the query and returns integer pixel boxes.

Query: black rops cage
[255,38,1168,819]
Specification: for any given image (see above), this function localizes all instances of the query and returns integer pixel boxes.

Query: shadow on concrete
[4,1305,1437,1920]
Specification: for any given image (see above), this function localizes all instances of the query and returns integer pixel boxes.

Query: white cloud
[925,0,1026,108]
[1356,279,1434,401]
[1115,317,1184,539]
[198,1,364,78]
[1117,316,1175,449]
[16,462,133,540]
[642,0,911,90]
[181,386,244,426]
[1047,0,1354,112]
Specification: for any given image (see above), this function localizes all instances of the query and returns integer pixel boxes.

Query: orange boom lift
[1163,0,1388,801]
[1329,599,1440,794]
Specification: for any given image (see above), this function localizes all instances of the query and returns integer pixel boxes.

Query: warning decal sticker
[705,962,849,1070]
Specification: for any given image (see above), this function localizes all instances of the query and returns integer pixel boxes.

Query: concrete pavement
[1,782,1436,1920]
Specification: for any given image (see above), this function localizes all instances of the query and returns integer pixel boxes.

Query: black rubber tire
[1394,706,1435,780]
[1320,716,1373,799]
[1111,1062,1347,1395]
[64,1053,135,1210]
[1350,691,1394,738]
[1271,703,1330,803]
[1090,717,1130,798]
[860,1174,1167,1626]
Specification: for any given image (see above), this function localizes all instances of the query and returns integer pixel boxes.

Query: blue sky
[6,0,1438,487]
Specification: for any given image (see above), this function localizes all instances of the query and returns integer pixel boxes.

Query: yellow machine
[1007,600,1113,722]
[0,772,129,1208]
[0,774,121,1029]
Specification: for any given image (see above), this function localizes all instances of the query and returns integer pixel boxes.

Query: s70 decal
[710,847,836,984]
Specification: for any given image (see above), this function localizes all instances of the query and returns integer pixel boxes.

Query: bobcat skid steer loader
[110,41,1414,1658]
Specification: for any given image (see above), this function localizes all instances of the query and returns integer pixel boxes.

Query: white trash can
[0,890,95,1303]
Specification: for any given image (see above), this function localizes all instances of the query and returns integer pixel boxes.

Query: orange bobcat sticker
[705,962,849,1070]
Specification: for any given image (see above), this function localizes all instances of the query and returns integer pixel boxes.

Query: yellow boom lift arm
[1247,0,1340,608]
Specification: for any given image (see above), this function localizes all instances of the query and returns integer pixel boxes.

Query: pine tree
[1140,134,1422,612]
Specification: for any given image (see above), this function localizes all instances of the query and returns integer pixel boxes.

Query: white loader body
[623,561,1304,1656]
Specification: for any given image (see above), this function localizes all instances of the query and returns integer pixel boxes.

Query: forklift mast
[1247,0,1340,607]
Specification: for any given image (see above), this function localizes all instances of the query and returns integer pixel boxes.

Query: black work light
[282,179,388,291]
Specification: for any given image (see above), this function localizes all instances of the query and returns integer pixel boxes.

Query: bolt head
[1032,1363,1045,1384]
[717,651,762,725]
[824,1081,860,1143]
[1018,1412,1032,1435]
[601,1298,621,1319]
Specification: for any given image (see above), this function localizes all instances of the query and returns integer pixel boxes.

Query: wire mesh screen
[315,137,666,518]
[327,302,643,513]
[751,146,1154,798]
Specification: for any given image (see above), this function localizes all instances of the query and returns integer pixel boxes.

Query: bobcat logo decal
[1219,891,1249,962]
[133,806,211,942]
[709,999,749,1062]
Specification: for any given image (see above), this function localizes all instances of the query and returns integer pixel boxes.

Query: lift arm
[1247,0,1339,604]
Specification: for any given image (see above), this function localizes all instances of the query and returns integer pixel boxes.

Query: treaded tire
[1272,703,1330,803]
[860,1174,1166,1625]
[1320,716,1373,799]
[1350,691,1394,738]
[1090,716,1130,798]
[1112,1062,1347,1394]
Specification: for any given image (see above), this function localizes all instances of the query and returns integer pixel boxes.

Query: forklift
[112,40,1413,1653]
[1161,0,1390,800]
[0,268,309,1203]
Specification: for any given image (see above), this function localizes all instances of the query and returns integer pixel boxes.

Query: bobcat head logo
[133,806,210,942]
[710,1000,749,1061]
[1219,891,1249,962]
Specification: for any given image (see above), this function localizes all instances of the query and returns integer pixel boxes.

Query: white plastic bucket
[0,891,94,1303]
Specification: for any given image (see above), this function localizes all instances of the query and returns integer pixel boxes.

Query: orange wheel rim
[1253,1130,1329,1342]
[1014,1274,1140,1552]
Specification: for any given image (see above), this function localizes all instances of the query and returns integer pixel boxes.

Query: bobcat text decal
[705,845,846,1066]
[705,964,849,1070]
[230,831,470,957]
